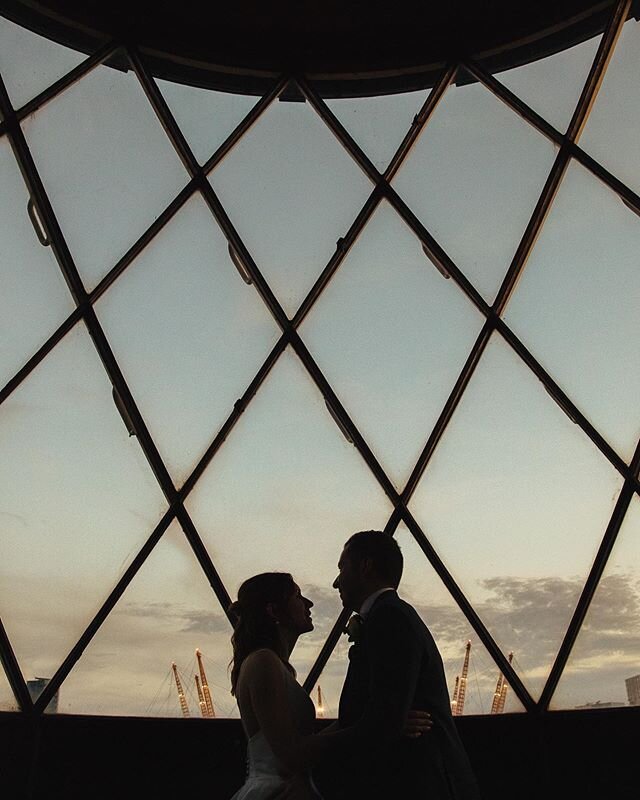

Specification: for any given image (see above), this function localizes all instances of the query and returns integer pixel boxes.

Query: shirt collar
[359,587,395,619]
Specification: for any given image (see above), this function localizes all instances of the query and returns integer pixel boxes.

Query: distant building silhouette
[625,674,640,706]
[574,700,626,710]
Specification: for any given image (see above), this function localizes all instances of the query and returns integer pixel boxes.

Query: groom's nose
[332,576,339,589]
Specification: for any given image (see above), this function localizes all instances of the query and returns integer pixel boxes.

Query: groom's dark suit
[329,590,481,799]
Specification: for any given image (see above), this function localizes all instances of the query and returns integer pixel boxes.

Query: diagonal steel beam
[537,436,640,711]
[0,40,121,140]
[566,0,632,144]
[401,507,535,711]
[33,507,176,713]
[0,616,33,713]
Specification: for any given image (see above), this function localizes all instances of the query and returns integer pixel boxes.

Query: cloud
[292,573,640,677]
[115,600,232,635]
[400,571,640,705]
[568,572,640,658]
[472,573,640,663]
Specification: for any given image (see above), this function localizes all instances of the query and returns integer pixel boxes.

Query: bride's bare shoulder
[239,648,284,677]
[236,650,289,704]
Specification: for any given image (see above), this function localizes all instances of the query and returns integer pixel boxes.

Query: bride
[228,571,431,799]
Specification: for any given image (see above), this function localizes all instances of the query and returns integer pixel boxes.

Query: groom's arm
[353,605,422,745]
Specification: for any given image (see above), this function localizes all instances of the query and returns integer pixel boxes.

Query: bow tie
[344,613,365,644]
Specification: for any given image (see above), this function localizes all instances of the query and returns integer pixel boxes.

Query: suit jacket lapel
[338,592,398,726]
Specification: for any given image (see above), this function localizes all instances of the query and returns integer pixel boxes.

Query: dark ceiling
[0,0,629,95]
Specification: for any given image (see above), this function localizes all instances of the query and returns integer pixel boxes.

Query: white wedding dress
[231,665,324,799]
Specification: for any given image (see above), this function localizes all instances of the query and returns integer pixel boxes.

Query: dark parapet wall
[1,708,639,800]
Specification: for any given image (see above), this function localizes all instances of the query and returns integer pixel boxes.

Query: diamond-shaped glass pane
[495,33,602,133]
[209,97,373,316]
[185,347,394,681]
[22,58,189,291]
[393,79,557,302]
[325,87,432,173]
[580,18,640,194]
[504,159,640,463]
[300,200,484,489]
[0,137,75,389]
[0,15,87,110]
[95,192,281,485]
[57,521,236,717]
[156,78,259,166]
[409,333,624,700]
[551,494,640,710]
[0,322,168,700]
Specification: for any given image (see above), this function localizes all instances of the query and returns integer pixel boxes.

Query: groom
[317,529,482,799]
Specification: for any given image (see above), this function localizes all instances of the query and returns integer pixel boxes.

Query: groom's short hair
[344,530,403,588]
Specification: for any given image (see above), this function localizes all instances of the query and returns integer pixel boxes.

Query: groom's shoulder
[369,593,427,634]
[371,590,415,613]
[369,592,420,625]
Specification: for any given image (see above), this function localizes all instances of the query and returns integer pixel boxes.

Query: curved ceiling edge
[0,0,629,97]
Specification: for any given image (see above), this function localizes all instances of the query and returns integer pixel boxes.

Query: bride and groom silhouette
[229,530,481,799]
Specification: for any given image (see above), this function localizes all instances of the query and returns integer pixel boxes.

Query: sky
[0,12,639,719]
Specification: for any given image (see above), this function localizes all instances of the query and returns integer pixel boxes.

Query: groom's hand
[403,709,433,738]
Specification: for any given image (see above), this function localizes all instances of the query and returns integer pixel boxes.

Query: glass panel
[308,637,351,721]
[22,60,189,292]
[95,192,281,486]
[395,523,525,715]
[0,660,19,712]
[0,16,87,110]
[408,333,624,701]
[0,322,168,703]
[156,78,259,166]
[209,98,373,316]
[393,79,557,302]
[495,34,602,133]
[57,521,237,717]
[580,19,640,195]
[0,137,75,388]
[325,87,432,173]
[551,494,640,710]
[185,347,394,682]
[504,159,640,463]
[300,200,484,489]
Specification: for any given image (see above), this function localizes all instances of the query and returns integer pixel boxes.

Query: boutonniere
[344,613,364,644]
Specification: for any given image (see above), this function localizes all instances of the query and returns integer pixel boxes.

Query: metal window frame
[0,0,637,718]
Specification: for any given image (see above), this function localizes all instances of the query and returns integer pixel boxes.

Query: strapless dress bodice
[230,665,322,799]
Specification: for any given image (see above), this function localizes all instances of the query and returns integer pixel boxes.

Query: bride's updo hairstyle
[229,571,297,696]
